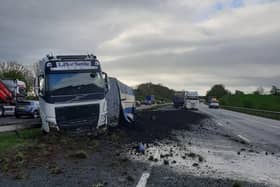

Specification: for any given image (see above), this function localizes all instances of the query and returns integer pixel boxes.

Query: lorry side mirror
[37,75,45,97]
[102,72,110,93]
[34,78,39,96]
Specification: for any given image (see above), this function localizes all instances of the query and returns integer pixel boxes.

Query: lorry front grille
[55,104,99,129]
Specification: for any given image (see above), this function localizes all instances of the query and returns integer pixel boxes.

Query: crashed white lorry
[36,54,135,133]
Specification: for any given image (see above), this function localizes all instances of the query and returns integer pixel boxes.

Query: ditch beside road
[0,105,279,187]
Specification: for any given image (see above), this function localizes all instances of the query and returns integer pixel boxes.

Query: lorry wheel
[1,107,5,117]
[15,113,20,118]
[41,129,49,135]
[33,110,39,118]
[118,106,130,126]
[0,107,4,117]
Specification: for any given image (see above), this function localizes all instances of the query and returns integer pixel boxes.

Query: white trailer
[106,77,135,127]
[184,91,199,110]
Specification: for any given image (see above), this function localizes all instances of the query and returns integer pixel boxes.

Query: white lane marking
[238,135,250,143]
[136,148,159,187]
[217,122,224,127]
[136,172,151,187]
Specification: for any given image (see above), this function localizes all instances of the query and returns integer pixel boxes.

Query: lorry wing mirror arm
[102,72,110,93]
[34,77,39,96]
[35,75,45,97]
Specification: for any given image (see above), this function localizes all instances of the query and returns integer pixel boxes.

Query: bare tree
[253,86,264,95]
[31,61,40,77]
[270,85,280,96]
[0,61,34,91]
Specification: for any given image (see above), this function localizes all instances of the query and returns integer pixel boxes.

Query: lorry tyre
[118,105,132,126]
[1,107,4,117]
[1,107,5,117]
[32,110,39,118]
[15,113,20,118]
[41,128,49,135]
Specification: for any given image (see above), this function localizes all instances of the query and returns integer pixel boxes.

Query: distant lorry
[184,91,199,110]
[144,95,155,105]
[173,91,185,108]
[36,54,135,133]
[0,79,26,116]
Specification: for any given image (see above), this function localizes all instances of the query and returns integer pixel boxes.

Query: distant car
[15,100,40,118]
[209,101,219,109]
[136,100,141,107]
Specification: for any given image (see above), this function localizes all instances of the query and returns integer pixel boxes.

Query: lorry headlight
[102,103,107,112]
[46,62,52,68]
[99,114,107,124]
[48,121,56,128]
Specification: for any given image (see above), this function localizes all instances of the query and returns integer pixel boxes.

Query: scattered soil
[124,110,208,143]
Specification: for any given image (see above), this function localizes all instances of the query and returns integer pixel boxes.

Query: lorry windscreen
[47,72,105,96]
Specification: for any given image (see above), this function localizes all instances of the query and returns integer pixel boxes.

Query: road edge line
[238,134,250,143]
[136,172,151,187]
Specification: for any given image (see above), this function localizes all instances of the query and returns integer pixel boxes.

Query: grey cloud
[0,0,279,94]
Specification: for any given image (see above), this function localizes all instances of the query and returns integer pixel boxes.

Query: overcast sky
[0,0,279,95]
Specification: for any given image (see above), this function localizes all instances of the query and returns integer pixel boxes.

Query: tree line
[206,84,280,99]
[0,61,35,91]
[1,60,279,99]
[134,82,175,102]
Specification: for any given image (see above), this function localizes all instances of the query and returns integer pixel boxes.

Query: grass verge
[0,128,41,153]
[220,95,280,112]
[221,106,280,120]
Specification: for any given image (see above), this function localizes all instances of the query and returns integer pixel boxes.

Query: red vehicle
[0,79,26,116]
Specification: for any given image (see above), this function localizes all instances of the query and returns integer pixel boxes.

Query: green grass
[0,128,41,153]
[220,95,280,112]
[221,105,280,120]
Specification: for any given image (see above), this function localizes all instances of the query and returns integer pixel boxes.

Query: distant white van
[184,91,199,110]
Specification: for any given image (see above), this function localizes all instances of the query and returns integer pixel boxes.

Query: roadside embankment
[221,105,280,120]
[220,95,280,111]
[220,95,280,120]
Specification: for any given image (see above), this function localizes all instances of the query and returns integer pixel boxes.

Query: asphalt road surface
[1,105,279,187]
[0,116,41,132]
[199,103,280,153]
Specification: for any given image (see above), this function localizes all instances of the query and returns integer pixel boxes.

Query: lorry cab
[173,91,185,108]
[184,91,199,110]
[36,54,109,133]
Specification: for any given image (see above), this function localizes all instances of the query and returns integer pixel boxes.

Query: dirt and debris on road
[0,107,278,187]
